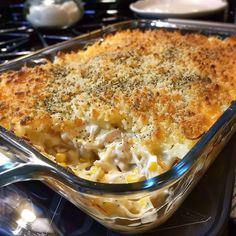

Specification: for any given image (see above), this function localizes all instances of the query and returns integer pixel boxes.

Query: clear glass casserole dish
[0,19,236,234]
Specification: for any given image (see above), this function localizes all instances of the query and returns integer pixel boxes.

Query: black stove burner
[0,1,135,64]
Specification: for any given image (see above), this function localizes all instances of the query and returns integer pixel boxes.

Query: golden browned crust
[0,29,236,152]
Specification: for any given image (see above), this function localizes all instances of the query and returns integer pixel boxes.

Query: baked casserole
[0,29,236,185]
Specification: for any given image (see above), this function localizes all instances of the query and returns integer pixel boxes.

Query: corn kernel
[14,127,25,136]
[126,174,139,183]
[138,197,148,207]
[125,168,146,183]
[148,161,158,171]
[4,123,11,130]
[90,166,105,180]
[102,202,116,215]
[60,162,68,167]
[55,153,67,163]
[90,165,98,174]
[132,168,139,175]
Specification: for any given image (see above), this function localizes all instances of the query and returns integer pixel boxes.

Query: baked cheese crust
[0,29,236,183]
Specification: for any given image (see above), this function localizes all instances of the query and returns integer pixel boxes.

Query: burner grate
[0,1,135,64]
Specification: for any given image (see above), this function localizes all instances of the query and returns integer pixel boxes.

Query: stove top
[0,1,236,235]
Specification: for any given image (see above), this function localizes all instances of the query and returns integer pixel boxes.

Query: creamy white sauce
[59,125,191,184]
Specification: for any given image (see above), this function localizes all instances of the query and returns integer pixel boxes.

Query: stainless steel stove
[0,1,236,235]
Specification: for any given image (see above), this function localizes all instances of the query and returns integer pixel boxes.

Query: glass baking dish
[0,19,236,234]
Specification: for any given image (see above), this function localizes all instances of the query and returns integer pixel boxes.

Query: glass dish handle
[0,127,55,188]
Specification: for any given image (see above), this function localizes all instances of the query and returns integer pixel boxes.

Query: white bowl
[130,0,228,18]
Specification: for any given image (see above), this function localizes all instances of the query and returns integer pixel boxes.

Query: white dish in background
[130,0,228,18]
